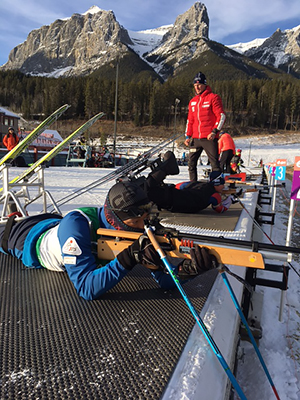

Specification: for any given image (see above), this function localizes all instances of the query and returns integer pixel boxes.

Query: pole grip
[145,225,166,259]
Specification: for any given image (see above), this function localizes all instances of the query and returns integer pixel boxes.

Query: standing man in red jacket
[218,131,236,173]
[184,72,226,181]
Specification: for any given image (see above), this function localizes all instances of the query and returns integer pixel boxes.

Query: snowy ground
[233,176,300,400]
[3,132,300,400]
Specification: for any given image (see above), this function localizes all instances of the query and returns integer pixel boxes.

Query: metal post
[172,99,180,153]
[269,173,275,210]
[248,141,252,165]
[113,58,119,167]
[269,176,277,239]
[271,179,277,212]
[279,198,295,321]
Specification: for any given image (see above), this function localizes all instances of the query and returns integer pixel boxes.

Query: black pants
[188,138,221,181]
[0,213,62,257]
[147,182,216,213]
[219,149,234,173]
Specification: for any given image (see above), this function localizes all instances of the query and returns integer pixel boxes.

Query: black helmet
[105,181,152,222]
[193,72,207,85]
[209,171,225,186]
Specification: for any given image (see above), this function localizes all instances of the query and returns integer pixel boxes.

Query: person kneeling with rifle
[0,180,217,300]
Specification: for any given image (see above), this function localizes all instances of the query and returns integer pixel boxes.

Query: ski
[54,132,183,209]
[6,112,105,186]
[0,104,70,166]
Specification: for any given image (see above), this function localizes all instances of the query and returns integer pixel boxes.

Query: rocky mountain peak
[82,5,104,15]
[1,7,132,77]
[244,25,300,72]
[1,2,300,80]
[160,2,209,47]
[145,2,210,79]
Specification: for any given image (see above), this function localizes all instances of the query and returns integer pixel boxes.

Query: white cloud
[208,0,300,41]
[0,0,64,25]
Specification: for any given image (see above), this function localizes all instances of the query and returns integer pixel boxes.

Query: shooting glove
[117,235,164,271]
[232,188,243,201]
[221,192,241,211]
[221,195,234,210]
[178,246,218,280]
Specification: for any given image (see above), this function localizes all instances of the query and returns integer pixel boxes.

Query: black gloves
[117,235,164,271]
[235,188,243,197]
[232,188,243,203]
[178,246,218,280]
[117,239,218,279]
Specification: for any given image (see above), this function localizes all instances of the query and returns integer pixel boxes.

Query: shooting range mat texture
[0,254,217,399]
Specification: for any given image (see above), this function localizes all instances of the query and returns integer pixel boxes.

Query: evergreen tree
[0,69,299,133]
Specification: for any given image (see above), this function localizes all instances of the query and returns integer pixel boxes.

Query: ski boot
[148,151,179,185]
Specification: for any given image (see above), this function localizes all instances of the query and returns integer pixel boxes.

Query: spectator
[218,132,236,173]
[3,127,19,150]
[230,149,244,173]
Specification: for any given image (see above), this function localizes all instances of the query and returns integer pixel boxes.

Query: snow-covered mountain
[227,38,267,54]
[144,2,210,79]
[0,3,210,79]
[0,5,134,77]
[1,3,300,79]
[228,25,300,74]
[126,2,210,79]
[128,25,173,57]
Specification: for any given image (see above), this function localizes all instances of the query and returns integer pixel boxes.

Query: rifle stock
[97,228,265,269]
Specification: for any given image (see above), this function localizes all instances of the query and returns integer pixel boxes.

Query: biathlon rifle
[226,180,286,190]
[97,217,300,270]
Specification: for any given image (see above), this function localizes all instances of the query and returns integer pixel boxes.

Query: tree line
[0,70,299,133]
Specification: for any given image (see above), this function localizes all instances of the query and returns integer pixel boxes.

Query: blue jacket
[1,208,178,300]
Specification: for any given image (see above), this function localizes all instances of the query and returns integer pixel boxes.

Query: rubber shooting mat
[0,254,217,399]
[157,201,243,231]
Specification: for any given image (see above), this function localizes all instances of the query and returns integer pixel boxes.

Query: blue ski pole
[144,223,248,400]
[219,266,281,400]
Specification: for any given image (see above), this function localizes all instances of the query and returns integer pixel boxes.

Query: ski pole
[53,132,183,208]
[144,222,248,400]
[219,266,281,400]
[240,165,254,174]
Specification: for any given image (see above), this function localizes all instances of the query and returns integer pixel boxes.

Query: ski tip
[57,104,71,113]
[94,112,105,118]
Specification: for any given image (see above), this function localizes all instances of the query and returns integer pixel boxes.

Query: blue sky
[0,0,300,66]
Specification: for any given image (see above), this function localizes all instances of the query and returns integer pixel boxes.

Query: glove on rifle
[220,195,234,210]
[178,246,218,280]
[117,235,164,270]
[221,189,242,210]
[233,188,243,199]
[117,238,218,278]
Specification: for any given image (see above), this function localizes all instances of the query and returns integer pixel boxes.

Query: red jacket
[3,133,19,150]
[185,86,226,139]
[218,133,235,153]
